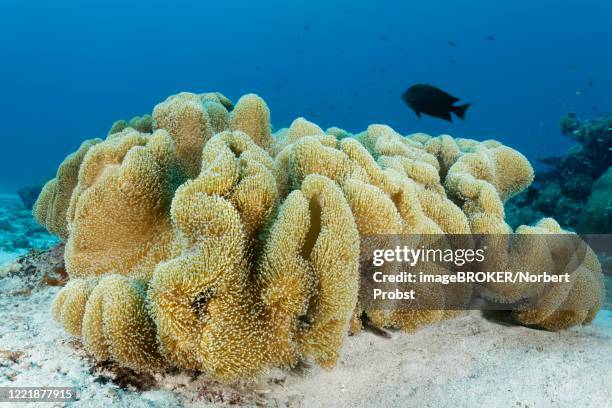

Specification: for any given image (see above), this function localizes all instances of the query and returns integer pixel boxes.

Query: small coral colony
[33,91,604,382]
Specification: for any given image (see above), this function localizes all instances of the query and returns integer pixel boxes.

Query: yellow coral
[187,130,278,241]
[444,144,534,233]
[326,126,352,139]
[230,94,271,149]
[152,187,289,379]
[149,158,358,378]
[476,219,605,330]
[201,91,234,111]
[152,92,214,179]
[203,101,231,134]
[37,90,604,383]
[108,119,128,135]
[65,129,180,279]
[108,114,153,135]
[53,276,163,371]
[143,193,249,372]
[52,278,97,336]
[424,134,462,177]
[146,130,279,378]
[357,124,439,171]
[33,138,102,240]
[273,126,472,333]
[270,117,325,156]
[85,275,163,371]
[129,114,153,133]
[290,175,360,367]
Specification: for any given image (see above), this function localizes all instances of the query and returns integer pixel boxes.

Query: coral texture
[34,138,102,240]
[64,128,180,280]
[39,91,604,382]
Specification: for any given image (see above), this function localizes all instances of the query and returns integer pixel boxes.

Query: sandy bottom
[1,277,610,408]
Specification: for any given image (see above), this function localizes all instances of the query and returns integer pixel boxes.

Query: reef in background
[506,113,612,233]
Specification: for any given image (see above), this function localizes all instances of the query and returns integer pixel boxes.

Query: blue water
[1,0,611,190]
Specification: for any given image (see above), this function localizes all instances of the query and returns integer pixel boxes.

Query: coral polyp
[37,91,604,382]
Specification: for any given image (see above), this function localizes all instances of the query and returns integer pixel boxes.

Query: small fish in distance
[401,84,471,122]
[448,40,457,46]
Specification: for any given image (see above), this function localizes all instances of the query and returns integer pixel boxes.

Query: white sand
[1,272,610,408]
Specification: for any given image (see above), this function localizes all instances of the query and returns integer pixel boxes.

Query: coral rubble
[34,92,605,382]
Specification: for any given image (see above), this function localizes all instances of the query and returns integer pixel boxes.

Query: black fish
[401,84,471,122]
[486,35,496,41]
[448,40,457,46]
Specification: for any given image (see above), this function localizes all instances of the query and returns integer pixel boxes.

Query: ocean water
[0,0,611,190]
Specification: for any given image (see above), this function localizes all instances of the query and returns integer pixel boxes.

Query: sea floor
[0,193,58,265]
[1,192,611,408]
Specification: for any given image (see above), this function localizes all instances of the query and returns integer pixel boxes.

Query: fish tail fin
[453,103,471,120]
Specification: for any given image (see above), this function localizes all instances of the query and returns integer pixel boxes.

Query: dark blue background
[1,0,610,190]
